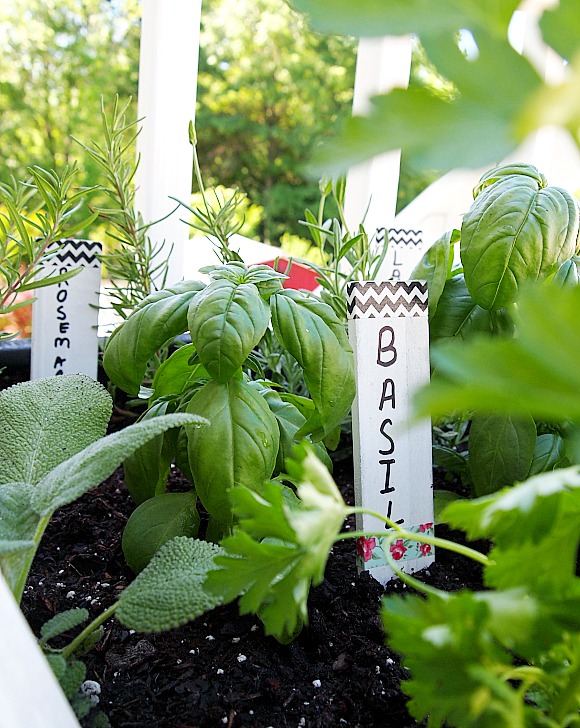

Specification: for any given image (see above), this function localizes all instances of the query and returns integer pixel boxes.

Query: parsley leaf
[205,444,348,642]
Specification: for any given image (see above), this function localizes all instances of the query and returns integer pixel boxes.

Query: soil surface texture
[5,368,484,728]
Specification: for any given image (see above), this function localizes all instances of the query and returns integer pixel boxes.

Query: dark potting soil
[6,369,485,728]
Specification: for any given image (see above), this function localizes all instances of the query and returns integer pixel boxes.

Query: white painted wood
[0,571,80,728]
[343,36,427,278]
[135,0,202,286]
[344,35,413,235]
[347,281,434,584]
[378,227,425,281]
[31,240,102,381]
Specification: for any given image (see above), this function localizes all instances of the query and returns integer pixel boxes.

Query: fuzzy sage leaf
[0,375,111,486]
[31,412,208,517]
[116,537,225,632]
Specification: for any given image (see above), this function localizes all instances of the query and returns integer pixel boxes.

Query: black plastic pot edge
[0,334,193,370]
[0,339,31,368]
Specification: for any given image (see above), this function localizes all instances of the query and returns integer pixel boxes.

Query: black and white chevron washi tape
[375,228,422,247]
[47,240,102,268]
[346,281,428,319]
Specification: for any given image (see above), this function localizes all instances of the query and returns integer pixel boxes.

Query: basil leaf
[122,492,200,573]
[468,413,536,496]
[411,229,458,316]
[103,281,205,395]
[150,343,208,402]
[123,402,180,505]
[188,279,270,383]
[186,379,279,523]
[270,291,355,441]
[461,175,579,309]
[428,276,496,344]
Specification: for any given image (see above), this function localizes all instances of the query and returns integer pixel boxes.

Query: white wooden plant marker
[347,281,434,584]
[31,240,102,381]
[0,571,80,728]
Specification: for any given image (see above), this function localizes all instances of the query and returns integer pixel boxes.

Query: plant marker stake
[0,570,80,728]
[31,239,102,381]
[347,281,434,584]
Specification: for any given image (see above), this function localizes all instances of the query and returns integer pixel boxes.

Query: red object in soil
[260,258,320,291]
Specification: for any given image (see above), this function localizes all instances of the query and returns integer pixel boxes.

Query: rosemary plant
[74,97,171,322]
[0,166,97,339]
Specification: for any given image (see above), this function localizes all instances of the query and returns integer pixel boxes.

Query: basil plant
[103,261,355,571]
[412,162,580,499]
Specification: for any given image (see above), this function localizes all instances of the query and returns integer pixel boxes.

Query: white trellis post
[347,281,434,584]
[135,0,202,287]
[344,36,426,279]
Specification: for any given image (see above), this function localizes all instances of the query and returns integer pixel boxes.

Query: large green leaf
[150,343,208,402]
[468,413,536,496]
[0,375,111,487]
[116,537,225,632]
[429,276,497,344]
[461,173,579,309]
[415,284,580,422]
[122,491,200,573]
[289,0,519,39]
[31,413,207,516]
[270,290,355,441]
[122,402,180,505]
[410,230,457,317]
[309,33,540,178]
[188,278,270,383]
[103,281,205,395]
[186,379,280,523]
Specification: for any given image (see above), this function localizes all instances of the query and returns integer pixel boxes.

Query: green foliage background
[0,0,436,248]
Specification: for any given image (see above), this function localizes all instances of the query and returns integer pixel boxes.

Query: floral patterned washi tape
[355,523,434,569]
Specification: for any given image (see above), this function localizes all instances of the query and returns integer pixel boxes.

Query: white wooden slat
[135,0,202,287]
[0,571,80,728]
[347,281,434,584]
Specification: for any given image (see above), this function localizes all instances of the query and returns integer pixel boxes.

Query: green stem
[13,513,52,604]
[339,507,490,597]
[61,602,118,660]
[344,508,490,567]
[317,191,328,228]
[549,640,580,725]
